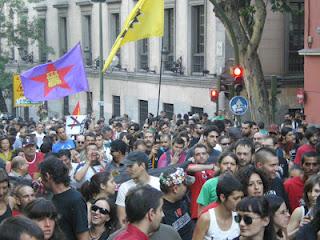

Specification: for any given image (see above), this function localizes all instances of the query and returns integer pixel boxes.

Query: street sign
[229,96,249,115]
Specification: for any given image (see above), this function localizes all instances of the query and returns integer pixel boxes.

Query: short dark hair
[110,139,127,155]
[172,136,185,146]
[0,216,44,240]
[216,173,243,202]
[56,149,71,159]
[125,185,163,223]
[243,120,253,128]
[39,156,70,186]
[301,151,319,165]
[218,151,239,165]
[254,147,277,165]
[203,125,220,137]
[305,126,319,140]
[234,138,254,154]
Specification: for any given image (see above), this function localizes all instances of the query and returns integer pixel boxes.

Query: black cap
[22,135,36,147]
[123,151,150,166]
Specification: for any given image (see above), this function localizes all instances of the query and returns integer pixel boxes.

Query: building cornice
[53,2,69,9]
[76,0,93,7]
[298,48,320,56]
[33,4,47,12]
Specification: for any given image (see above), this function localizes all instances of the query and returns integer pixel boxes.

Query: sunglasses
[221,142,231,146]
[91,205,110,215]
[77,141,85,144]
[234,215,260,225]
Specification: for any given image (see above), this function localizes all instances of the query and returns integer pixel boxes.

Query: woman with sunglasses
[235,196,275,240]
[236,165,269,197]
[265,195,290,240]
[89,198,118,240]
[287,174,320,238]
[24,198,65,240]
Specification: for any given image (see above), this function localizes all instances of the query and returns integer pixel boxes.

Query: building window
[110,13,121,67]
[82,15,92,66]
[38,18,47,63]
[139,100,148,125]
[138,39,149,71]
[163,8,174,71]
[288,2,304,73]
[113,95,121,117]
[59,17,68,56]
[191,5,204,73]
[191,106,203,115]
[163,103,174,120]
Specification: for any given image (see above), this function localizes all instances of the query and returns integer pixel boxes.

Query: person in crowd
[197,151,239,212]
[241,121,254,138]
[235,196,276,240]
[24,197,66,240]
[0,216,44,240]
[88,198,119,240]
[144,129,159,168]
[112,185,164,239]
[189,123,203,148]
[133,139,147,153]
[254,147,288,202]
[8,156,32,185]
[218,135,232,153]
[32,123,46,149]
[284,151,320,212]
[105,139,128,184]
[75,134,86,160]
[158,137,186,168]
[236,165,269,197]
[22,135,45,179]
[277,127,298,162]
[52,125,75,153]
[294,126,319,166]
[96,131,110,163]
[193,174,243,240]
[0,136,13,162]
[234,138,254,168]
[287,174,320,238]
[0,168,14,224]
[265,195,290,240]
[13,184,36,216]
[39,156,89,240]
[56,149,79,189]
[160,167,195,240]
[74,143,106,186]
[116,151,160,227]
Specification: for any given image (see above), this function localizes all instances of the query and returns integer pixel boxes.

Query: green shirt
[197,176,219,206]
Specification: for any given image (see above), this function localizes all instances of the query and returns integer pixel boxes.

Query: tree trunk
[241,52,271,124]
[0,89,8,113]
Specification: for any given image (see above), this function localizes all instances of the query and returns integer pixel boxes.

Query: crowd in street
[0,110,319,240]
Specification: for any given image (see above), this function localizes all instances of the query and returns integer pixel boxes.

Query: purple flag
[20,43,89,101]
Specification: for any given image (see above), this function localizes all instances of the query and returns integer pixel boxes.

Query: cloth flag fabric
[21,43,89,101]
[72,101,80,115]
[102,0,164,72]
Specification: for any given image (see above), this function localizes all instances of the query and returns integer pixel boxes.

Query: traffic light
[232,65,244,95]
[210,89,219,102]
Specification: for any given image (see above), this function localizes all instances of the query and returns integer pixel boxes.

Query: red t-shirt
[189,168,215,219]
[114,224,149,240]
[284,176,304,212]
[27,152,44,179]
[294,144,315,166]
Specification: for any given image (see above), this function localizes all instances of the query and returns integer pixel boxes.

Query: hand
[300,216,312,227]
[171,152,180,165]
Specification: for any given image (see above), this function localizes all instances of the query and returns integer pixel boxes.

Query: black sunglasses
[77,141,85,144]
[234,215,259,225]
[91,205,110,215]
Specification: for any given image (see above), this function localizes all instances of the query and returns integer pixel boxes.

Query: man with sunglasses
[193,174,243,240]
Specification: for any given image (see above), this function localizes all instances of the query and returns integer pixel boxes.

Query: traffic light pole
[216,75,221,116]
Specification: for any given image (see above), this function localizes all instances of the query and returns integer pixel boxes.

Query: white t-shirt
[116,176,160,207]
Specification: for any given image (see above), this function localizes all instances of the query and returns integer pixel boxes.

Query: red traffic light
[232,66,243,78]
[210,89,219,102]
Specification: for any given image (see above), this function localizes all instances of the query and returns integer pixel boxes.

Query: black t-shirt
[52,188,88,240]
[266,177,289,208]
[162,197,194,240]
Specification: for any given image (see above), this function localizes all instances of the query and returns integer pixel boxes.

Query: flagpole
[156,38,164,117]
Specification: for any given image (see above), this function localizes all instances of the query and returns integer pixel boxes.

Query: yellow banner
[13,74,42,107]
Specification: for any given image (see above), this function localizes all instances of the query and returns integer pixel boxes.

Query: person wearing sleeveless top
[287,174,320,238]
[0,168,14,224]
[193,174,243,240]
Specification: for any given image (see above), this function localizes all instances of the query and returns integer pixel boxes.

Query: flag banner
[20,43,89,101]
[13,74,42,107]
[102,0,164,72]
[66,115,87,135]
[72,101,80,115]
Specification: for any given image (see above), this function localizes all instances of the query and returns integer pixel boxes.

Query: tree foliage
[210,0,293,124]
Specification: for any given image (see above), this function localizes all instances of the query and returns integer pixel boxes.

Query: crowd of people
[0,110,319,240]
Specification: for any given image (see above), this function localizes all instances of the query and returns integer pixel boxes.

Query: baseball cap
[159,167,195,187]
[123,151,150,166]
[268,124,279,134]
[22,135,36,147]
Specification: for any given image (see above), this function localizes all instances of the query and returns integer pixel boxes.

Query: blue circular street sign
[229,96,249,116]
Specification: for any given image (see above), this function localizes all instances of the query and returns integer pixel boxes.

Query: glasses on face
[77,141,85,144]
[234,215,260,225]
[91,205,110,215]
[221,142,231,146]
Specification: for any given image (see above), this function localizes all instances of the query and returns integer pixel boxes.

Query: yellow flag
[102,0,164,72]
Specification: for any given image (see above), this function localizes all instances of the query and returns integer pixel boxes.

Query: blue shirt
[52,139,76,153]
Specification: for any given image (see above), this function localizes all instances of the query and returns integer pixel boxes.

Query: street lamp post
[92,0,105,119]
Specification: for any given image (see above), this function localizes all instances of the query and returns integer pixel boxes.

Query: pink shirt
[157,150,187,168]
